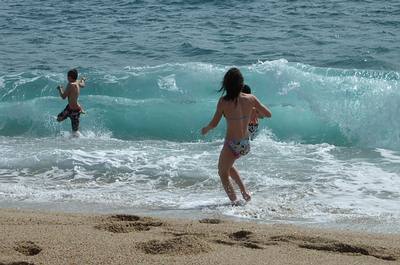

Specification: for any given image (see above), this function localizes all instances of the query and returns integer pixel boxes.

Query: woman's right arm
[253,96,272,118]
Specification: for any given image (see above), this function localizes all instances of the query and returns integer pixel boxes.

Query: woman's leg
[218,145,237,202]
[230,166,251,201]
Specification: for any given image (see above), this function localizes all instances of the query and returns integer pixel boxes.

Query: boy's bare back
[58,78,85,110]
[66,81,82,110]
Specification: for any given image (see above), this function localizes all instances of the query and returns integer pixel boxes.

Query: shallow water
[1,131,399,233]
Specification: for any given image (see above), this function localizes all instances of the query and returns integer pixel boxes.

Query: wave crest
[0,60,399,150]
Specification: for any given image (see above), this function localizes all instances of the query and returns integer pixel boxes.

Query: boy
[242,84,259,140]
[56,69,86,134]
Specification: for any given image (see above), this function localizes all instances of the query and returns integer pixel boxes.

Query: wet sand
[1,208,399,265]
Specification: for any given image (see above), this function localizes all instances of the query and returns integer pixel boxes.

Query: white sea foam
[0,131,399,232]
[157,74,180,92]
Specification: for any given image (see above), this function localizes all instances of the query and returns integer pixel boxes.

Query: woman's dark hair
[219,67,244,102]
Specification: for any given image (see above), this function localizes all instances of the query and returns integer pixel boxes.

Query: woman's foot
[231,200,246,207]
[231,200,240,206]
[241,190,251,202]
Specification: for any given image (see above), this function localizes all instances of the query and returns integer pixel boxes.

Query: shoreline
[1,208,399,265]
[1,201,399,235]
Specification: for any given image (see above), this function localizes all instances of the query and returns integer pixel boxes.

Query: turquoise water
[1,61,399,149]
[1,0,399,73]
[0,0,400,233]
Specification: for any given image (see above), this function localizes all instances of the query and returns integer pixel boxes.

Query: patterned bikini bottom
[225,136,250,159]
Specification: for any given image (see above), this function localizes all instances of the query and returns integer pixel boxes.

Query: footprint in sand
[199,218,222,224]
[270,235,398,261]
[95,214,163,233]
[110,214,141,222]
[0,261,35,265]
[13,241,41,256]
[137,235,211,255]
[229,230,253,240]
[213,230,265,250]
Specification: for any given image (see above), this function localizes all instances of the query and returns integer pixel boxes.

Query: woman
[201,68,272,204]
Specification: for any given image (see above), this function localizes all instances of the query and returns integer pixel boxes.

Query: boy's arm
[201,98,223,135]
[251,107,259,121]
[78,77,86,88]
[57,84,70,99]
[253,96,272,118]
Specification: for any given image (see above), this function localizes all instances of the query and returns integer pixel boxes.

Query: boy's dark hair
[242,84,251,94]
[67,69,78,81]
[219,67,244,102]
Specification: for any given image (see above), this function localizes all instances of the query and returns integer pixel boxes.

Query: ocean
[0,0,399,233]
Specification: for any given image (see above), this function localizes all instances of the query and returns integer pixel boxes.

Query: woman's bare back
[220,93,256,140]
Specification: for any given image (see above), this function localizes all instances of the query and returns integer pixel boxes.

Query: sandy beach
[0,208,399,265]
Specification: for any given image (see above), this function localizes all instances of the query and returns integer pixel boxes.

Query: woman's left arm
[201,98,223,135]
